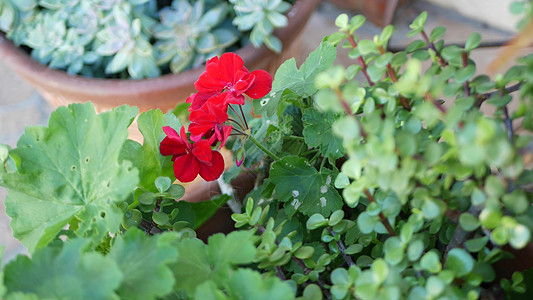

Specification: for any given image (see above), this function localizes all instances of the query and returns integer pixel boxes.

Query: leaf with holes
[302,108,344,162]
[3,103,139,253]
[270,156,342,216]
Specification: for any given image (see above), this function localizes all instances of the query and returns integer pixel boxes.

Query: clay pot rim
[0,0,318,96]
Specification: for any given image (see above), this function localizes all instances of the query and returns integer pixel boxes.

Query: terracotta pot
[0,0,320,113]
[328,0,409,27]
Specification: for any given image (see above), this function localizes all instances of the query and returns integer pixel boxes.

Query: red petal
[187,91,219,111]
[245,70,272,99]
[160,136,187,157]
[233,72,253,93]
[204,97,229,123]
[160,126,187,157]
[218,125,233,148]
[162,126,180,140]
[222,92,245,106]
[199,150,225,181]
[191,140,213,163]
[218,53,245,83]
[173,154,200,182]
[195,72,226,93]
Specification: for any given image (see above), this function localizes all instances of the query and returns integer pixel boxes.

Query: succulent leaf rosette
[0,0,294,79]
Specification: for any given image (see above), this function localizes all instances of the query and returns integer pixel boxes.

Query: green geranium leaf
[107,228,178,300]
[3,103,139,253]
[270,156,343,216]
[120,109,181,192]
[170,238,211,294]
[302,108,344,161]
[4,238,122,299]
[255,42,336,116]
[445,248,474,277]
[171,231,256,294]
[225,268,295,300]
[206,231,257,266]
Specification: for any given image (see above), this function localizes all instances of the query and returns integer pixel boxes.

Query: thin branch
[462,51,471,97]
[363,189,396,236]
[388,40,514,53]
[257,225,332,300]
[275,266,286,280]
[421,30,448,68]
[334,88,367,140]
[330,229,355,267]
[378,45,411,110]
[475,82,522,107]
[503,105,514,143]
[424,92,447,113]
[344,31,375,86]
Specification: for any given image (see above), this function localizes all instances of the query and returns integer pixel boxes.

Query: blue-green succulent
[230,0,292,53]
[0,0,296,79]
[153,0,239,73]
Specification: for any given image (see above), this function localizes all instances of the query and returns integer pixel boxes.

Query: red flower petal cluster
[187,53,272,110]
[160,126,224,182]
[189,95,232,148]
[160,52,273,182]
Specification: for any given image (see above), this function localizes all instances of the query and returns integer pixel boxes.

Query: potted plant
[2,9,533,299]
[0,0,320,113]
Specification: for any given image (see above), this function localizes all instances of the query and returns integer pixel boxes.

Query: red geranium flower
[189,95,233,148]
[160,126,224,182]
[186,52,272,110]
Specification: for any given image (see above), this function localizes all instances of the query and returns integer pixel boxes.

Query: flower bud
[235,147,245,167]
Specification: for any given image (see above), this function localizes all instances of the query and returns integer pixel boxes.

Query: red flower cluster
[160,53,272,182]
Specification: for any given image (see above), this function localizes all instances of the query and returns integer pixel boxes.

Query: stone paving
[0,1,519,264]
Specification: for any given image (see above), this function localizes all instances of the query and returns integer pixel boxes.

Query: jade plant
[2,8,533,300]
[0,0,294,79]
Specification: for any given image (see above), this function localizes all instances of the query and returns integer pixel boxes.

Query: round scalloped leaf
[3,103,139,253]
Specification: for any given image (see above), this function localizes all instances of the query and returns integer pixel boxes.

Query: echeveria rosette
[153,0,239,73]
[187,52,272,110]
[159,126,224,182]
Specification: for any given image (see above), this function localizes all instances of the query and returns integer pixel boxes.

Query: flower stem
[229,105,246,129]
[238,105,249,129]
[247,134,281,161]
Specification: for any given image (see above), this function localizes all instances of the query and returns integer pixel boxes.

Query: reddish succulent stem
[462,51,471,97]
[424,92,447,113]
[421,30,448,68]
[378,45,411,110]
[345,31,375,86]
[334,88,367,140]
[364,189,397,236]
